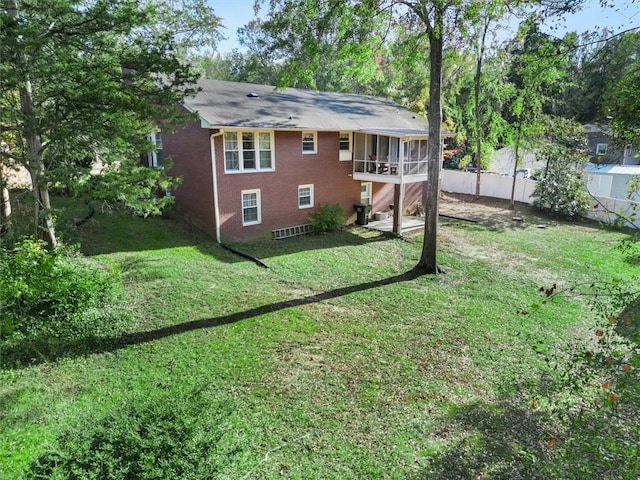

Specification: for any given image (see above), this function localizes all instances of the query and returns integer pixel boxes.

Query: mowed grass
[1,198,638,479]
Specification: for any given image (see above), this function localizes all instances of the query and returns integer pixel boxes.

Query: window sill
[225,168,275,174]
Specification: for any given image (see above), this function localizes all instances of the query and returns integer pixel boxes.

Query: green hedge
[0,239,131,364]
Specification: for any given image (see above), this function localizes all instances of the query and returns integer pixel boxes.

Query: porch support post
[392,183,404,235]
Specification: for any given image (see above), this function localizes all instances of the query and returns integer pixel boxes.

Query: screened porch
[352,130,430,184]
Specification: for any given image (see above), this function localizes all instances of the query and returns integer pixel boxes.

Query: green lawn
[1,199,638,479]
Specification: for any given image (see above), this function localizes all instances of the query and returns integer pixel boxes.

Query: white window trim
[147,132,163,168]
[360,182,372,206]
[339,131,352,161]
[241,189,262,226]
[302,131,317,154]
[596,143,608,155]
[298,184,314,209]
[224,130,275,173]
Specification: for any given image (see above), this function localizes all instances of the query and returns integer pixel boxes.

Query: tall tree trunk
[474,19,489,200]
[20,83,58,248]
[510,130,521,209]
[392,183,404,235]
[417,3,444,273]
[10,0,58,247]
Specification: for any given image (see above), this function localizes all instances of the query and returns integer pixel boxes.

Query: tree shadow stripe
[3,267,428,368]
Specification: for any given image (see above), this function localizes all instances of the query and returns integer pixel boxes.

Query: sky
[212,0,262,54]
[210,0,640,55]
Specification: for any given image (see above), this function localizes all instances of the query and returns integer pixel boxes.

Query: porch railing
[353,158,428,177]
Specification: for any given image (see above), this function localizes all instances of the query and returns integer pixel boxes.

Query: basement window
[298,184,314,209]
[241,189,261,226]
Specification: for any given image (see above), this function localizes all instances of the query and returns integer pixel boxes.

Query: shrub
[532,146,590,218]
[308,203,345,234]
[26,386,248,479]
[0,238,131,363]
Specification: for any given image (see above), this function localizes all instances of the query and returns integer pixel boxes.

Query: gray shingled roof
[184,79,431,133]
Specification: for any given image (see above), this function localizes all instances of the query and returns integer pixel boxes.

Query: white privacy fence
[441,170,537,204]
[441,169,640,228]
[583,196,640,228]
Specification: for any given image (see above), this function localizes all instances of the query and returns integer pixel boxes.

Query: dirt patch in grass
[436,193,570,285]
[438,192,549,231]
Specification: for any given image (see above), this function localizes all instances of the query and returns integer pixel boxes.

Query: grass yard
[1,197,638,479]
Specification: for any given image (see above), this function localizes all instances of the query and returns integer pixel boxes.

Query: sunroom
[352,129,430,184]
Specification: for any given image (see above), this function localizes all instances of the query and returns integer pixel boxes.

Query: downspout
[210,131,224,243]
[208,130,268,269]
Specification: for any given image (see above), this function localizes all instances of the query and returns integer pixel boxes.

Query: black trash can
[354,203,371,225]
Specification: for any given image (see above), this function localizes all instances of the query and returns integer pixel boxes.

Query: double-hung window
[339,132,352,161]
[258,132,273,168]
[298,184,314,209]
[302,131,317,154]
[241,189,261,226]
[225,131,274,172]
[147,132,164,168]
[242,132,256,169]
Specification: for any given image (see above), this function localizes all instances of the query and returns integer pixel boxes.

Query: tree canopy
[3,0,639,251]
[0,0,220,245]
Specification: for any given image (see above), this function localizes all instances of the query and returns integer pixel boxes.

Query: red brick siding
[216,131,362,242]
[162,116,216,236]
[163,121,428,241]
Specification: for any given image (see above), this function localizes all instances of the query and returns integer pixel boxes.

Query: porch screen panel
[388,138,399,163]
[402,141,410,161]
[379,136,390,161]
[402,141,410,175]
[354,133,366,172]
[418,139,428,174]
[410,140,420,161]
[404,139,425,175]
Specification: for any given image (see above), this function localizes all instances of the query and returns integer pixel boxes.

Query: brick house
[150,79,447,242]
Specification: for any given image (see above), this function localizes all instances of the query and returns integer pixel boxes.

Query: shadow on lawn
[417,294,640,480]
[62,205,396,263]
[618,296,640,343]
[418,375,640,480]
[226,226,396,261]
[2,267,429,369]
[416,399,555,480]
